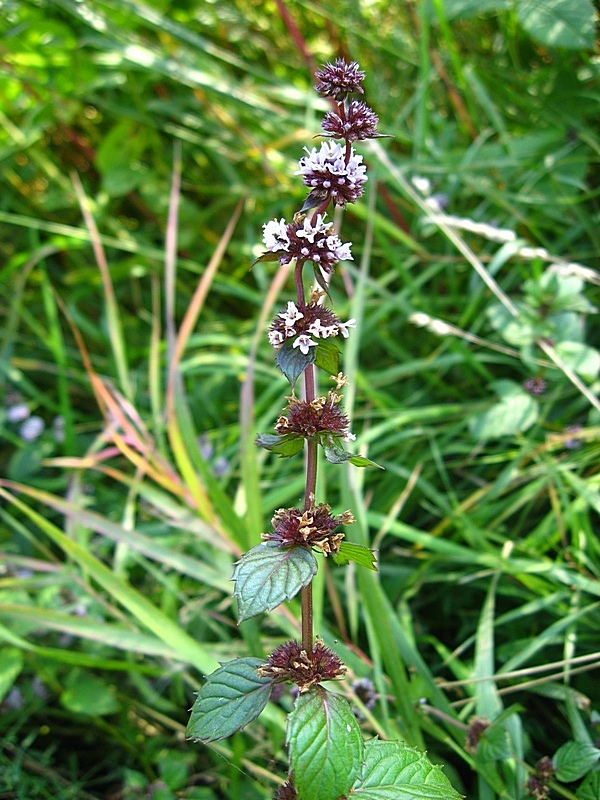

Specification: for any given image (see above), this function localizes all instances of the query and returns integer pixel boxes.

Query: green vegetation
[1,1,599,798]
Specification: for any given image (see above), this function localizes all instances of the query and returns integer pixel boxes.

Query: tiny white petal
[338,319,356,338]
[293,335,318,355]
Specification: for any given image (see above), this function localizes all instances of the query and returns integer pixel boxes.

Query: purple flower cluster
[260,58,381,279]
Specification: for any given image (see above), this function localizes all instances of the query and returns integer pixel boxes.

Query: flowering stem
[301,583,313,652]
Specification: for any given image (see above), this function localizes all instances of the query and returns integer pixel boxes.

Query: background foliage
[0,0,599,798]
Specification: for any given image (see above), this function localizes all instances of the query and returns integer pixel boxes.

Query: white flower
[292,334,318,355]
[263,218,290,251]
[338,318,356,338]
[296,141,347,177]
[268,330,285,347]
[296,213,332,243]
[326,235,352,261]
[280,301,304,328]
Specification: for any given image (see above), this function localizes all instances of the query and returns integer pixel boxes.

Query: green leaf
[320,435,384,469]
[333,541,378,571]
[553,741,600,782]
[441,0,510,19]
[60,671,120,716]
[469,380,538,439]
[314,338,340,376]
[252,250,283,266]
[577,771,600,800]
[517,0,595,50]
[486,303,538,346]
[321,434,352,464]
[554,341,600,380]
[275,337,315,386]
[352,739,463,799]
[0,647,24,704]
[186,658,272,743]
[255,432,304,458]
[288,687,363,800]
[232,542,318,622]
[348,454,385,470]
[96,120,147,196]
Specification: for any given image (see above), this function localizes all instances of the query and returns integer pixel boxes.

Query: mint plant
[186,59,461,800]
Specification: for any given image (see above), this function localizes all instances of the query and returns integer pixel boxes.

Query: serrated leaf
[186,658,271,743]
[314,338,340,376]
[553,741,600,782]
[320,435,384,469]
[352,739,463,799]
[232,542,318,622]
[333,541,378,571]
[321,434,352,464]
[577,771,600,800]
[288,687,363,800]
[275,337,315,386]
[255,432,304,458]
[517,0,595,50]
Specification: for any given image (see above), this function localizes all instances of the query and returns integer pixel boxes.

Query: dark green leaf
[333,541,378,571]
[352,739,463,799]
[232,542,318,622]
[288,687,363,800]
[577,771,600,800]
[553,741,600,782]
[314,338,340,376]
[186,658,271,743]
[275,337,315,386]
[255,433,304,458]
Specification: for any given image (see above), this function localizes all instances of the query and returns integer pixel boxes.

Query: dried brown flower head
[262,502,354,556]
[258,640,346,692]
[275,391,354,441]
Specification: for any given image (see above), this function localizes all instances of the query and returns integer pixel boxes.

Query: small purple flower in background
[352,677,378,720]
[52,415,65,443]
[19,415,45,442]
[564,424,583,450]
[6,402,30,423]
[523,377,547,396]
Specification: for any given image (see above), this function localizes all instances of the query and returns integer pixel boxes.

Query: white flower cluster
[295,141,367,195]
[262,218,289,252]
[262,214,352,266]
[268,301,356,354]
